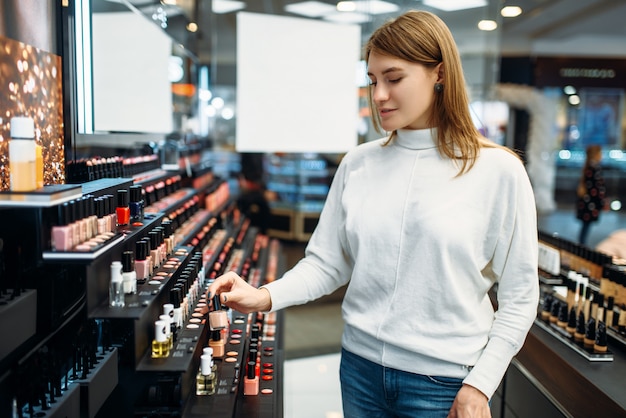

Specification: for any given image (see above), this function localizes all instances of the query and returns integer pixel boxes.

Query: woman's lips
[379,108,396,118]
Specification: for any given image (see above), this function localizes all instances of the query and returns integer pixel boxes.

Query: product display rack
[265,153,332,241]
[0,161,285,417]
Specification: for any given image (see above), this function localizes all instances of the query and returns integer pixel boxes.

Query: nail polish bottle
[163,303,177,343]
[162,220,174,255]
[159,314,173,349]
[135,240,150,282]
[104,195,117,232]
[594,321,608,353]
[171,287,183,328]
[109,261,125,307]
[95,198,108,236]
[196,353,216,395]
[149,231,161,269]
[76,197,87,244]
[86,195,97,240]
[129,185,144,225]
[243,360,259,395]
[210,294,228,330]
[606,296,615,327]
[116,189,130,226]
[151,320,170,358]
[141,237,154,275]
[208,329,225,358]
[121,251,137,294]
[68,199,80,248]
[52,202,73,252]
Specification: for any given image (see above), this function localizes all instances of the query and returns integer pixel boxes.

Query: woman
[576,144,606,246]
[209,10,538,418]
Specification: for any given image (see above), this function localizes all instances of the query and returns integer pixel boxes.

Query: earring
[434,83,444,93]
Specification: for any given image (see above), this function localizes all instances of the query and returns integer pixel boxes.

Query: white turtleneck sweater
[264,128,539,399]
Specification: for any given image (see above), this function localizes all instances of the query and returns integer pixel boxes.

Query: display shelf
[0,184,82,207]
[534,319,613,362]
[0,289,37,363]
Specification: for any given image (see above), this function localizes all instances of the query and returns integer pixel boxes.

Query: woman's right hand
[207,271,272,314]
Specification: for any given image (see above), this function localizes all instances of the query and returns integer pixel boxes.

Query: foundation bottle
[243,361,259,395]
[208,329,225,358]
[52,202,73,252]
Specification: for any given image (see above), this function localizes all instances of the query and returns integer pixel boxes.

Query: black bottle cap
[95,197,105,218]
[76,197,85,220]
[122,250,135,273]
[211,330,221,341]
[576,311,586,334]
[135,240,148,261]
[105,194,114,215]
[58,202,70,226]
[607,296,615,310]
[585,318,596,340]
[86,195,95,217]
[67,200,76,223]
[162,220,173,238]
[154,227,164,245]
[129,185,143,203]
[248,349,257,363]
[212,294,222,312]
[567,307,577,328]
[142,237,152,252]
[117,189,129,207]
[595,321,607,346]
[170,287,181,308]
[247,361,256,380]
[149,231,159,249]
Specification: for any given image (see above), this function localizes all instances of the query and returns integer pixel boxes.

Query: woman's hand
[447,384,491,418]
[208,271,272,314]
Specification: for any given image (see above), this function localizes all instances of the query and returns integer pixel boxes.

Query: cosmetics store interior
[1,0,626,417]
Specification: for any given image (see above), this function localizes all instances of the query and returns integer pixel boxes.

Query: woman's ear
[436,62,445,84]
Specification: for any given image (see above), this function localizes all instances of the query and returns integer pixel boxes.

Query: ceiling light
[477,20,498,31]
[212,0,246,14]
[423,0,487,12]
[285,1,337,18]
[161,0,177,5]
[323,11,371,24]
[501,6,522,17]
[186,22,198,32]
[337,1,356,12]
[351,0,399,15]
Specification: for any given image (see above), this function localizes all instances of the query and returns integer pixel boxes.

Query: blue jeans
[340,348,463,418]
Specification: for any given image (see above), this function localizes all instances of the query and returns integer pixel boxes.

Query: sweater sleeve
[462,161,540,399]
[263,158,354,312]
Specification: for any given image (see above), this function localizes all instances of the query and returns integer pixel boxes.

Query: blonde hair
[365,10,501,174]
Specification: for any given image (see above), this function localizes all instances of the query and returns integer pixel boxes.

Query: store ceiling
[114,0,626,82]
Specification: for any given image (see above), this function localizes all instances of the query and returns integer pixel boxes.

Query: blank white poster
[236,12,361,153]
[92,12,173,134]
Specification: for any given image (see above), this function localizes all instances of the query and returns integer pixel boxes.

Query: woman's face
[367,51,441,131]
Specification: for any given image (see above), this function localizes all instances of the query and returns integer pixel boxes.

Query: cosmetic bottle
[162,220,174,255]
[76,197,87,244]
[95,198,108,236]
[171,287,184,328]
[566,307,577,335]
[584,317,596,348]
[574,310,586,342]
[135,240,150,282]
[151,320,170,358]
[129,185,144,224]
[141,237,154,275]
[86,195,98,240]
[244,361,259,395]
[9,116,37,192]
[104,194,117,232]
[159,314,173,349]
[109,261,125,307]
[594,321,608,353]
[210,294,228,330]
[149,231,161,269]
[196,354,216,395]
[121,251,137,294]
[606,296,615,327]
[52,203,73,252]
[208,329,225,358]
[116,189,130,226]
[163,303,177,344]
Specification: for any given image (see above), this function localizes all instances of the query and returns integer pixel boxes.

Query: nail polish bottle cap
[117,189,129,208]
[76,197,85,220]
[212,294,222,312]
[159,314,172,326]
[201,354,213,375]
[607,296,614,310]
[162,220,173,238]
[595,321,607,345]
[86,195,95,217]
[246,361,256,379]
[142,237,152,253]
[122,250,135,273]
[110,261,123,283]
[149,231,159,250]
[129,185,143,203]
[155,320,168,342]
[211,329,221,342]
[203,346,214,357]
[57,202,70,226]
[68,200,77,223]
[10,116,35,139]
[163,303,174,317]
[96,197,105,218]
[170,287,181,308]
[135,240,148,261]
[248,349,257,363]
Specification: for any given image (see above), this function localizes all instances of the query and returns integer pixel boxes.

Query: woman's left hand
[447,384,491,418]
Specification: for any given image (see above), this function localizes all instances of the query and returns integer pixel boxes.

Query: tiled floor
[284,353,343,418]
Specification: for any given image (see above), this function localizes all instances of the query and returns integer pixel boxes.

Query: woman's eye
[368,80,377,86]
[389,78,401,84]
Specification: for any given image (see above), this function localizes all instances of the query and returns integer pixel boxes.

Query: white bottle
[121,251,137,294]
[9,116,37,192]
[109,261,125,307]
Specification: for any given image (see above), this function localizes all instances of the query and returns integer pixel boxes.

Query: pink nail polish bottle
[243,361,259,395]
[52,202,73,252]
[209,294,228,330]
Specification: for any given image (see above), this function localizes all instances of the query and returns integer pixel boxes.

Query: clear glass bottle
[196,353,216,395]
[151,320,170,358]
[109,261,125,307]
